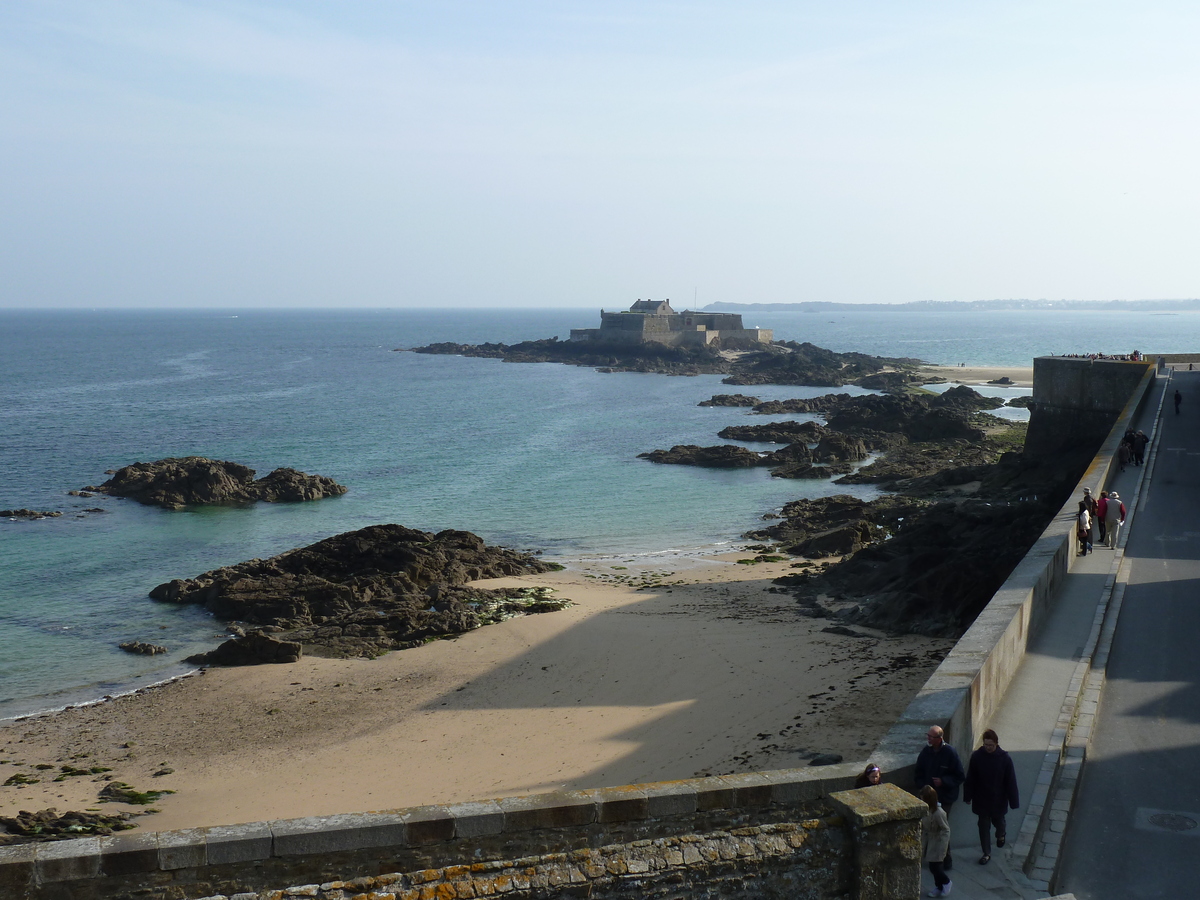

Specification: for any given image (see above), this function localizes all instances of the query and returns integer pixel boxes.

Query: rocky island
[83,457,347,509]
[149,524,568,662]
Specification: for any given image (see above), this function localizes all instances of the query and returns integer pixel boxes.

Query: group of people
[1117,428,1149,472]
[1055,350,1142,361]
[856,724,1019,898]
[1076,486,1127,555]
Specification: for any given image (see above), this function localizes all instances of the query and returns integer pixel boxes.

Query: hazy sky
[4,2,1200,308]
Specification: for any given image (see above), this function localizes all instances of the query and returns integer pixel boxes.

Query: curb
[1011,370,1169,892]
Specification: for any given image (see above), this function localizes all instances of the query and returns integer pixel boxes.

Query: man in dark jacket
[963,728,1020,865]
[915,725,965,869]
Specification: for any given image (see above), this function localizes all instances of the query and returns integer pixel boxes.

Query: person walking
[1133,430,1149,466]
[915,725,965,870]
[1104,490,1127,548]
[1097,491,1109,544]
[1082,488,1098,541]
[921,785,952,896]
[1175,389,1182,414]
[962,729,1019,865]
[1076,501,1092,555]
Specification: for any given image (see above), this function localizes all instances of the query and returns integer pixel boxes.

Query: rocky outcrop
[824,395,986,442]
[187,633,302,666]
[0,809,134,845]
[1007,395,1035,409]
[637,445,769,468]
[409,338,922,385]
[85,458,347,509]
[149,525,566,661]
[813,434,869,463]
[698,394,761,407]
[118,641,167,656]
[750,394,852,415]
[718,421,826,444]
[0,509,62,520]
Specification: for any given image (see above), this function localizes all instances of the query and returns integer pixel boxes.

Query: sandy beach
[0,553,948,833]
[919,364,1034,389]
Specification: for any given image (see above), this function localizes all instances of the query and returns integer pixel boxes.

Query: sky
[3,1,1200,309]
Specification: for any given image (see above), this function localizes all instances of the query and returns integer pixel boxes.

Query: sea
[1,306,1195,718]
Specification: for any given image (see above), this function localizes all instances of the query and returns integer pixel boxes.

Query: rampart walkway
[937,372,1169,899]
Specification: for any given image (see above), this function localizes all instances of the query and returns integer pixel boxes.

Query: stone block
[206,821,274,865]
[160,828,207,870]
[36,837,101,882]
[693,776,736,811]
[642,780,698,817]
[401,805,456,845]
[99,831,160,876]
[0,843,36,894]
[713,772,774,808]
[498,792,596,831]
[273,812,406,856]
[830,784,926,828]
[591,785,649,823]
[445,800,504,838]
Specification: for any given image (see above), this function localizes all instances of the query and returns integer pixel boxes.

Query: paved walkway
[916,374,1167,900]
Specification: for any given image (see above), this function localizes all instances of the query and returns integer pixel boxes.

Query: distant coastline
[702,298,1200,313]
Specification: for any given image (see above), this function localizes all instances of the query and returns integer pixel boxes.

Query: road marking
[1135,807,1200,836]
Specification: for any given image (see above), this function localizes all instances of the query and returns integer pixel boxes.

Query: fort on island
[569,299,773,347]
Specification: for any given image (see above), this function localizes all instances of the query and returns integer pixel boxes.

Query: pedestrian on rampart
[1097,491,1109,544]
[1133,430,1149,466]
[1118,441,1131,472]
[1076,501,1092,555]
[920,785,952,897]
[1104,490,1127,548]
[1175,389,1182,414]
[915,725,964,870]
[962,728,1019,866]
[855,763,883,788]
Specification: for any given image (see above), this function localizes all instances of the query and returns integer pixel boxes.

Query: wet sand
[919,364,1034,389]
[0,553,948,832]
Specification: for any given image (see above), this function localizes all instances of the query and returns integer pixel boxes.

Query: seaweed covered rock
[150,525,566,660]
[0,808,135,844]
[86,458,347,509]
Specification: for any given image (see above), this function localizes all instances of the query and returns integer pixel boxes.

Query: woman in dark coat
[962,728,1019,865]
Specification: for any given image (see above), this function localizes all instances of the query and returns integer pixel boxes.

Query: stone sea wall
[0,781,926,900]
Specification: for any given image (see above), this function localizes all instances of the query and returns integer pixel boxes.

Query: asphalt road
[1058,371,1200,898]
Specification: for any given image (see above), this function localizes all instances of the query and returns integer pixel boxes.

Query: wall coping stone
[829,784,926,828]
[36,836,100,882]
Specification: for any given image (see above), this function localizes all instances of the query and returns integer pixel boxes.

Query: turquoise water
[0,306,1195,716]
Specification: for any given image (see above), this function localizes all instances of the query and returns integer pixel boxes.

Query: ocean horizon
[2,305,1195,718]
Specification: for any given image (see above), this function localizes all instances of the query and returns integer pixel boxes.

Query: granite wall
[0,783,926,900]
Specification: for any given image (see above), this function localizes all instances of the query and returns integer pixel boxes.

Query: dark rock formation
[1007,395,1035,409]
[698,394,761,407]
[187,633,302,666]
[751,394,853,415]
[118,641,167,656]
[86,458,347,510]
[0,509,62,520]
[930,385,1005,412]
[409,337,923,385]
[637,445,769,468]
[813,434,869,463]
[987,376,1014,385]
[149,525,566,661]
[770,462,853,480]
[718,421,826,444]
[824,395,986,442]
[0,809,134,845]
